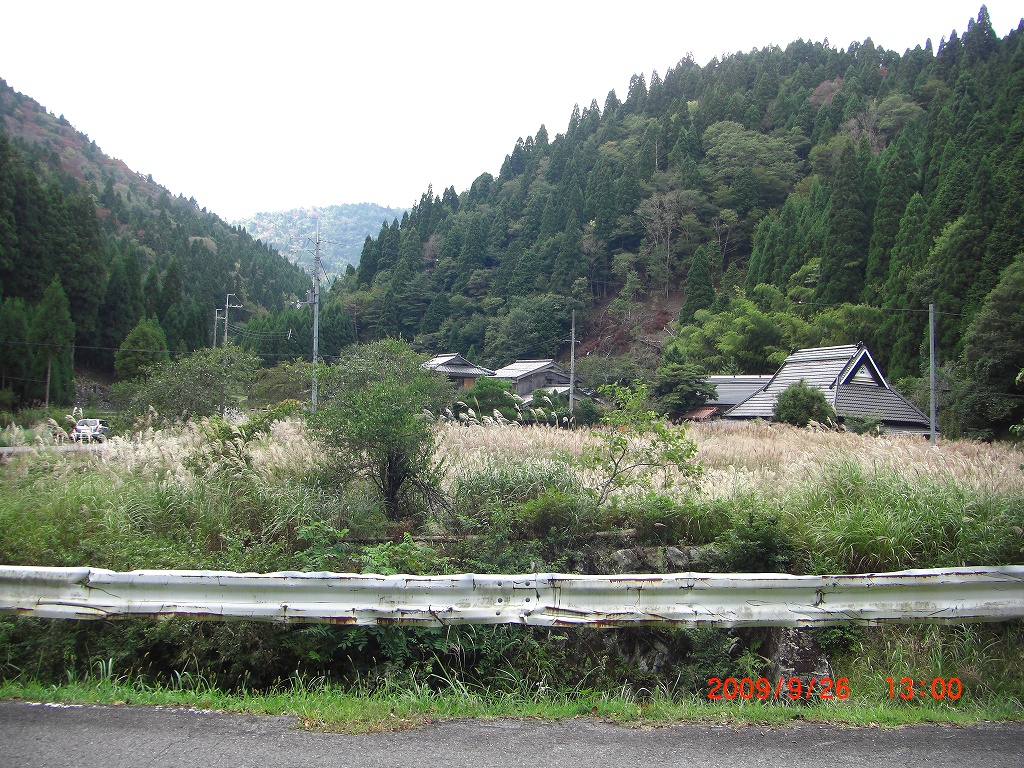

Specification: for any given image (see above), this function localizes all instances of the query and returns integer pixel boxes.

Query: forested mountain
[0,79,310,406]
[236,203,407,276]
[3,7,1023,437]
[328,6,1024,436]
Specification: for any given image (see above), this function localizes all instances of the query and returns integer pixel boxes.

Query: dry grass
[437,420,1024,501]
[84,419,318,483]
[63,417,1023,511]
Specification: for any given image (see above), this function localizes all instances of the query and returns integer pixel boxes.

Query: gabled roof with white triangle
[726,344,929,429]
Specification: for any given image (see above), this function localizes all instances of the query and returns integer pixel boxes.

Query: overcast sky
[2,1,1020,222]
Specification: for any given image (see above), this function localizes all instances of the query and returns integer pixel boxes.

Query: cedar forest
[1,6,1023,437]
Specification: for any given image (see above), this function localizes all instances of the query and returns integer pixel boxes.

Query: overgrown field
[1,419,1022,726]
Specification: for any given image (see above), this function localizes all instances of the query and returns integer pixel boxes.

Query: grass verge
[2,673,1020,733]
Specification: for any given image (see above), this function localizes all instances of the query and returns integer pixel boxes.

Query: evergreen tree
[156,257,185,322]
[962,254,1024,429]
[679,244,715,324]
[115,317,170,382]
[143,264,161,318]
[816,143,870,304]
[97,249,145,369]
[28,276,75,408]
[878,193,930,378]
[356,235,378,288]
[0,297,29,404]
[0,135,21,297]
[585,156,617,244]
[863,135,916,304]
[549,215,587,295]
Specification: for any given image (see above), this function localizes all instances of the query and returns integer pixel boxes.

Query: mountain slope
[236,203,407,276]
[0,78,311,406]
[326,6,1024,434]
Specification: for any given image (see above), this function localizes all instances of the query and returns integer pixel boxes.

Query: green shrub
[514,489,600,540]
[711,512,799,573]
[773,379,835,427]
[613,493,731,545]
[449,459,584,532]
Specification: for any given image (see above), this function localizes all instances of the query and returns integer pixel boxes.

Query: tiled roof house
[422,353,494,389]
[726,344,932,435]
[492,359,570,398]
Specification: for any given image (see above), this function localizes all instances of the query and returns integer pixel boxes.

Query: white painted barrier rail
[1,566,1023,627]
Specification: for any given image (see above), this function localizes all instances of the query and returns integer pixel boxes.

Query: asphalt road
[1,702,1022,768]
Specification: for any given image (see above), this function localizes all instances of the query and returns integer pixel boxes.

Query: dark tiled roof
[423,353,494,378]
[705,375,772,407]
[835,382,930,425]
[726,344,929,430]
[493,359,568,380]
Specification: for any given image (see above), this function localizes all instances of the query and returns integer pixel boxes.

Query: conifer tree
[549,215,587,295]
[0,297,29,403]
[962,254,1024,428]
[29,276,75,408]
[863,136,916,304]
[98,249,145,369]
[816,143,869,304]
[356,235,379,288]
[143,264,161,318]
[680,245,715,324]
[879,193,929,378]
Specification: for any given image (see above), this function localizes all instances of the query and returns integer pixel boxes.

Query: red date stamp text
[707,676,850,700]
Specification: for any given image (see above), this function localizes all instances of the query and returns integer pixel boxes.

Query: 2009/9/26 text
[707,677,850,700]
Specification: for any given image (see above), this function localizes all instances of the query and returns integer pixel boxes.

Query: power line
[0,338,310,360]
[794,300,969,318]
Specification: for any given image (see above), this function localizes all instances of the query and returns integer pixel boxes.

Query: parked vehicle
[72,418,111,443]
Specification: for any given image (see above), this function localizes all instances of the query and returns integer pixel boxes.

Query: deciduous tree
[309,340,454,520]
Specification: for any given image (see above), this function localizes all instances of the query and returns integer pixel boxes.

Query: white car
[72,418,111,443]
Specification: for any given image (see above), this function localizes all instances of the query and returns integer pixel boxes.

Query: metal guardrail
[2,566,1023,627]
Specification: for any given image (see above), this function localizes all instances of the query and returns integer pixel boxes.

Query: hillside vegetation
[3,9,1024,439]
[318,6,1024,438]
[0,80,310,405]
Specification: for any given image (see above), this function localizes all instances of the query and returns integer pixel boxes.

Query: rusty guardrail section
[1,566,1023,627]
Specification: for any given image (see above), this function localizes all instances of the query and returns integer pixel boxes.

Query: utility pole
[311,228,322,412]
[296,227,325,412]
[212,309,224,348]
[929,302,937,446]
[223,294,241,347]
[569,309,576,417]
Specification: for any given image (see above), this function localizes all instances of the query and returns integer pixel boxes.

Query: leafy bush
[310,340,455,521]
[711,512,799,573]
[612,493,731,545]
[773,379,835,427]
[449,458,584,532]
[115,347,260,425]
[513,489,601,540]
